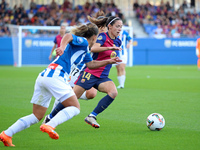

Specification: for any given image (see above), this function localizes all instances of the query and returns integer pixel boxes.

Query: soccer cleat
[0,131,15,147]
[85,116,100,128]
[42,115,51,124]
[117,85,124,89]
[40,124,59,140]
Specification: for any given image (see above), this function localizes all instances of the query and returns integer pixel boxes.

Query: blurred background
[0,0,199,66]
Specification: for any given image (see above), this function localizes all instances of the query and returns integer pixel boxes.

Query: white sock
[46,106,80,128]
[117,75,126,87]
[4,114,39,137]
[79,91,88,100]
[121,75,126,87]
[117,76,122,86]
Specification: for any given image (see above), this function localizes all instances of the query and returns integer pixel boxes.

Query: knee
[119,67,124,72]
[108,90,118,99]
[86,91,97,99]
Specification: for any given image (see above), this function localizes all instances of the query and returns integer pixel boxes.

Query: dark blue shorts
[75,71,112,90]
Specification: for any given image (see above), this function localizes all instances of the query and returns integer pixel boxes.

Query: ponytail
[95,10,105,19]
[70,23,99,38]
[87,16,108,29]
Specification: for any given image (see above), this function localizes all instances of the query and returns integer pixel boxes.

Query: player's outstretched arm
[86,57,122,69]
[56,33,73,56]
[91,43,122,53]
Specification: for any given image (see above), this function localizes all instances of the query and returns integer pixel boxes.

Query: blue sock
[49,102,65,119]
[91,95,114,116]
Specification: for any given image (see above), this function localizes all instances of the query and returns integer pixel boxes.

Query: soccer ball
[146,113,165,131]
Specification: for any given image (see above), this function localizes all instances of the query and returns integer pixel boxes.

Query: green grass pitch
[0,65,199,150]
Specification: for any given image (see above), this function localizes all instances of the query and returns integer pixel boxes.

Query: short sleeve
[115,38,122,47]
[96,33,106,46]
[54,36,57,44]
[71,34,88,46]
[83,52,93,63]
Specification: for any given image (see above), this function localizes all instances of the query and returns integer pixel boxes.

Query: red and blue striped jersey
[54,34,63,47]
[84,32,121,78]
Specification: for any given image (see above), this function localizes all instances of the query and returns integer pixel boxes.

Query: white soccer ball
[146,113,165,131]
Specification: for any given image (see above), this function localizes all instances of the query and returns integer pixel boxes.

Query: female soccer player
[74,16,123,128]
[70,11,108,100]
[116,29,132,89]
[49,25,66,61]
[41,11,109,124]
[0,23,121,147]
[41,11,108,124]
[42,15,122,126]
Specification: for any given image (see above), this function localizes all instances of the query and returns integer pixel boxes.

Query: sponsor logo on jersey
[48,63,59,70]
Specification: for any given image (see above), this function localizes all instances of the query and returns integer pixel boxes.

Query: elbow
[86,63,93,69]
[90,48,95,53]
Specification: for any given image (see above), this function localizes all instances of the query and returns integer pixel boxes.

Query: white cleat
[117,85,124,89]
[84,116,100,128]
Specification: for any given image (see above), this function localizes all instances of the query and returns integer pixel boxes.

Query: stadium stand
[133,0,200,38]
[0,0,126,37]
[1,0,200,38]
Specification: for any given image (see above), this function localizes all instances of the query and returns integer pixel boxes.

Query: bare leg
[80,87,97,100]
[33,104,47,121]
[73,85,86,99]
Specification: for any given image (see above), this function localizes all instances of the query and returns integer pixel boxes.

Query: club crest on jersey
[81,79,85,83]
[110,51,117,58]
[77,37,84,44]
[97,36,103,40]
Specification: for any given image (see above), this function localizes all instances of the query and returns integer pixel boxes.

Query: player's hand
[56,47,64,56]
[109,57,122,64]
[109,47,122,51]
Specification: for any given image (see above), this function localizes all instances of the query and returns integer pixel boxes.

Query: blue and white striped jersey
[119,30,132,55]
[40,34,93,79]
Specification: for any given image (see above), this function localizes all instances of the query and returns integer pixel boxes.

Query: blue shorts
[75,71,112,90]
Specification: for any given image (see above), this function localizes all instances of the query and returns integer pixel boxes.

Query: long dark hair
[105,16,121,27]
